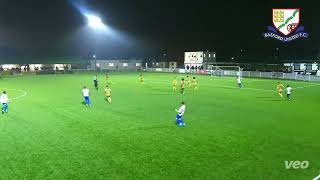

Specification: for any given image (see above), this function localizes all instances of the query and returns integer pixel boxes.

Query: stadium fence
[145,68,320,83]
[1,67,319,82]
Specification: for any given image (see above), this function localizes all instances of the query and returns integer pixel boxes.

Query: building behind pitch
[90,59,143,71]
[184,51,216,70]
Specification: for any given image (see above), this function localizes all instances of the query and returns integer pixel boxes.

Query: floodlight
[85,14,106,30]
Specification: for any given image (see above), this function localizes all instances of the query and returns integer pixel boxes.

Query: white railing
[145,68,320,82]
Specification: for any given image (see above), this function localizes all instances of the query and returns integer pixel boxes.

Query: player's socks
[179,121,185,127]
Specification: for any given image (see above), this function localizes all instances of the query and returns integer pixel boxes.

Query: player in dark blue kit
[93,75,98,90]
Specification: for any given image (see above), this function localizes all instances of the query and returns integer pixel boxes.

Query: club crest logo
[263,8,309,42]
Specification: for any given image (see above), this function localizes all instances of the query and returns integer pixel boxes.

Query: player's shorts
[84,96,91,105]
[176,114,183,119]
[2,103,8,108]
[106,95,111,98]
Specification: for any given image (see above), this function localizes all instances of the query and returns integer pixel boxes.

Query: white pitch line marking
[313,174,320,180]
[0,88,28,101]
[295,84,320,89]
[114,76,320,92]
[200,84,275,92]
[149,79,320,93]
[149,80,275,92]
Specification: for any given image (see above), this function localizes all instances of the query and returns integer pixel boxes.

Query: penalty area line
[295,84,320,90]
[201,84,275,92]
[152,80,276,93]
[154,79,320,92]
[2,88,27,101]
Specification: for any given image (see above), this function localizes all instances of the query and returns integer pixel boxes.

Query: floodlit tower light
[85,14,106,30]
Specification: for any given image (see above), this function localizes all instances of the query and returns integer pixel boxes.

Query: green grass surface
[0,72,319,179]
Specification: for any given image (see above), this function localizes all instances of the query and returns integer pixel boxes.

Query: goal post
[209,66,243,78]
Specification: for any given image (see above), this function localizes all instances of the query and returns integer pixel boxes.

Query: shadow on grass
[256,97,273,99]
[264,99,286,102]
[148,93,177,96]
[128,125,173,132]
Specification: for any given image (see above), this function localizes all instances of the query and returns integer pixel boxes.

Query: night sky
[0,0,319,63]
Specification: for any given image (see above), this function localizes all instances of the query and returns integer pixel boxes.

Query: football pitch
[0,72,319,179]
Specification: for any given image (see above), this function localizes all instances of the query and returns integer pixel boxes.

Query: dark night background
[0,0,319,63]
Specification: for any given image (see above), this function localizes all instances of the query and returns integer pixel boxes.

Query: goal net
[209,66,243,78]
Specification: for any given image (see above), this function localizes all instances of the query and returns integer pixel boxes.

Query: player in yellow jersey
[186,76,191,87]
[104,85,112,103]
[192,77,198,90]
[105,73,109,82]
[172,78,177,91]
[139,75,144,84]
[277,82,284,98]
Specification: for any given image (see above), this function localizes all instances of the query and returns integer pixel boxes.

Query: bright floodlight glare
[85,14,106,30]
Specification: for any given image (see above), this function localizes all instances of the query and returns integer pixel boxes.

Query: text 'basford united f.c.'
[263,8,309,42]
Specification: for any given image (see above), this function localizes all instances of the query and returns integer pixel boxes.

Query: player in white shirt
[286,85,293,100]
[237,76,242,88]
[0,91,9,114]
[82,86,91,107]
[175,101,186,127]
